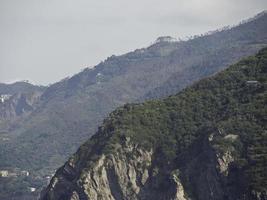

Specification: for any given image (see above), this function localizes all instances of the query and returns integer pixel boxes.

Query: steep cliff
[41,48,267,200]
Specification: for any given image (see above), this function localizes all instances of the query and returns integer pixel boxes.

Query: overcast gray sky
[0,0,266,85]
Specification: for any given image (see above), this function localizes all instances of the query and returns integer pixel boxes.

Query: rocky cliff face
[41,48,267,200]
[42,133,261,200]
[42,140,187,200]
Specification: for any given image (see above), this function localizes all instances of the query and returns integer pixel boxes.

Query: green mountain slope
[42,48,267,200]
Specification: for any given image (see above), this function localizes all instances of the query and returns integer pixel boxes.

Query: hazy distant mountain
[144,11,267,99]
[42,47,267,200]
[0,11,267,200]
[0,81,45,131]
[0,92,42,119]
[0,81,44,95]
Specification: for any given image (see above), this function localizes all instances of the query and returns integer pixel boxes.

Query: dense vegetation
[73,48,267,198]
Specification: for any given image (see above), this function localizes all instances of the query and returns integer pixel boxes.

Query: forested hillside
[43,48,267,200]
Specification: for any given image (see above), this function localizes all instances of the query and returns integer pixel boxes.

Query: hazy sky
[0,0,266,85]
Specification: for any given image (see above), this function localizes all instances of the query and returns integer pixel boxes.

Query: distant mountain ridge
[0,11,267,200]
[0,81,45,95]
[0,81,45,131]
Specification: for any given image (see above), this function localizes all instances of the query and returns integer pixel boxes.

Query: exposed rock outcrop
[41,134,249,200]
